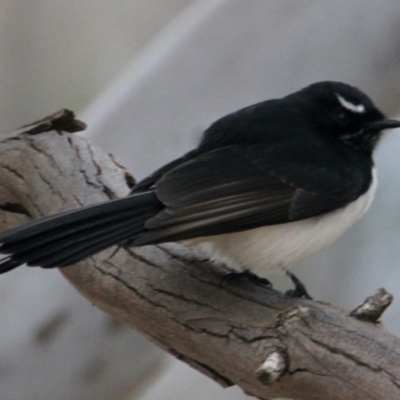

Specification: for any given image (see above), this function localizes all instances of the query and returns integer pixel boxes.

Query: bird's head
[292,81,400,153]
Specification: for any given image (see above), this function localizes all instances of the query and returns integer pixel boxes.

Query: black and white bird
[0,81,399,277]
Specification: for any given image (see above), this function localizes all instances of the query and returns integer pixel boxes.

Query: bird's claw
[220,270,273,289]
[284,271,312,299]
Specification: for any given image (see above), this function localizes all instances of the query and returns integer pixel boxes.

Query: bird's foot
[220,270,273,289]
[284,271,312,299]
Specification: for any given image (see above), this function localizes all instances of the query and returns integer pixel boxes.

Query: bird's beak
[364,118,400,131]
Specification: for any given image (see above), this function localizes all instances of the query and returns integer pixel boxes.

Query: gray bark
[0,113,399,400]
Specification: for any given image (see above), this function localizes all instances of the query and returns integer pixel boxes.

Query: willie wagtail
[0,81,399,277]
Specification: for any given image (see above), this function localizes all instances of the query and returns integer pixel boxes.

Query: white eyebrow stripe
[336,94,365,113]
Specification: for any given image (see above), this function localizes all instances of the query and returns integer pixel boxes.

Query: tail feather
[47,223,144,267]
[13,218,138,267]
[1,209,141,254]
[0,193,157,243]
[0,191,162,272]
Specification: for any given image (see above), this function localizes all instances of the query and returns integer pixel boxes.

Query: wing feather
[134,144,371,245]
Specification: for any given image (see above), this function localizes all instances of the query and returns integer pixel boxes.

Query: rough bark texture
[0,113,399,400]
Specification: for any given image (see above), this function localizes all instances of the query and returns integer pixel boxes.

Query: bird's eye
[332,108,350,124]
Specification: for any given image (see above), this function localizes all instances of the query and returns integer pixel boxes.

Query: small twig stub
[16,109,87,135]
[350,288,393,322]
[257,351,287,385]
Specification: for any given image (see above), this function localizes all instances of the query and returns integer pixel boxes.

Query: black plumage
[0,81,398,273]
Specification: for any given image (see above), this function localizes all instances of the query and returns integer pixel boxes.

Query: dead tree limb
[0,111,399,400]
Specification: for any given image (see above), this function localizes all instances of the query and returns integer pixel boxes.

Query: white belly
[184,169,377,278]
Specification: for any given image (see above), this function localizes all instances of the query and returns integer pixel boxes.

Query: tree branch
[1,111,399,400]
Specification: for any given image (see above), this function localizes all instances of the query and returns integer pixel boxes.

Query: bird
[0,81,399,280]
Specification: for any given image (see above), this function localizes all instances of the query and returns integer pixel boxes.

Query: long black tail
[0,192,161,273]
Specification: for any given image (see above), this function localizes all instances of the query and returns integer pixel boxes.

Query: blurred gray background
[0,1,400,399]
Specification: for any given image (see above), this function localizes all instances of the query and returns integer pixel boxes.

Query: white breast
[184,169,377,278]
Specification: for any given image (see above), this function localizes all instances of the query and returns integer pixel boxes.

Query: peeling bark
[0,112,399,400]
